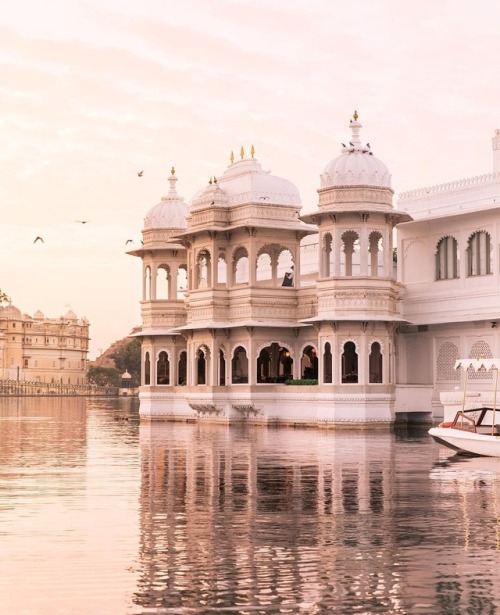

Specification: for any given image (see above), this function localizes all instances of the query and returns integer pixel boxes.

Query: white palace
[129,114,500,427]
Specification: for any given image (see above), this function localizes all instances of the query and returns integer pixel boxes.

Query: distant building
[0,304,90,384]
[128,115,500,426]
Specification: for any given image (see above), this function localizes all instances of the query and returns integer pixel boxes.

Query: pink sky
[0,0,498,358]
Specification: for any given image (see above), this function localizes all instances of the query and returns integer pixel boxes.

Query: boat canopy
[455,359,500,371]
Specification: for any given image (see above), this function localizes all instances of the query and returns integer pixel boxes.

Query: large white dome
[144,168,188,230]
[320,114,391,190]
[191,150,301,208]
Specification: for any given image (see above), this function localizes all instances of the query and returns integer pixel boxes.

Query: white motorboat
[429,359,500,457]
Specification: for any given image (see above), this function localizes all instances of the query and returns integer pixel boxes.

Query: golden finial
[353,110,358,121]
[240,146,244,159]
[230,150,234,164]
[251,144,255,158]
[171,166,175,176]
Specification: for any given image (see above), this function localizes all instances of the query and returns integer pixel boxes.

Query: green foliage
[284,379,318,386]
[109,337,141,387]
[87,365,122,387]
[392,247,397,263]
[0,289,11,304]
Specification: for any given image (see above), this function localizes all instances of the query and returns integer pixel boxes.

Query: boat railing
[451,410,479,432]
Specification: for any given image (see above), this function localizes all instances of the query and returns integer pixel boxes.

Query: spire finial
[230,150,235,164]
[251,144,255,158]
[240,146,244,160]
[353,110,358,121]
[168,165,178,195]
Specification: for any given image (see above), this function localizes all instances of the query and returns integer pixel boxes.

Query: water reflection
[136,425,427,614]
[3,398,500,614]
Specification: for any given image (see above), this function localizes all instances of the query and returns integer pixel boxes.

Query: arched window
[219,349,226,385]
[257,347,271,383]
[232,346,248,384]
[156,265,169,299]
[300,345,318,380]
[156,351,170,385]
[178,351,187,385]
[467,231,491,276]
[233,247,249,284]
[436,236,458,280]
[196,250,211,288]
[323,342,333,383]
[369,342,382,383]
[369,232,383,277]
[341,231,360,276]
[277,248,294,287]
[177,265,187,299]
[144,351,151,385]
[256,252,272,283]
[256,343,292,383]
[342,342,358,383]
[196,349,206,385]
[217,254,227,285]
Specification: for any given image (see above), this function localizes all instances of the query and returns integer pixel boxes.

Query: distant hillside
[92,326,141,370]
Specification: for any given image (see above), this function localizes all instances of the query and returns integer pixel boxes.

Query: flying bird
[349,142,354,146]
[76,220,89,224]
[341,143,346,147]
[137,171,144,177]
[211,201,215,205]
[33,236,44,243]
[125,239,133,245]
[259,196,269,200]
[366,143,371,148]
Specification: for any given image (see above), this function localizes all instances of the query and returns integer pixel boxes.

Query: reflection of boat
[429,359,500,457]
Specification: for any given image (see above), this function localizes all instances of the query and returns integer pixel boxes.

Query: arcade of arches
[142,340,384,386]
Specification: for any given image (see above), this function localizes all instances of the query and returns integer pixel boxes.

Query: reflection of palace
[135,423,400,611]
[135,425,500,612]
[129,114,500,425]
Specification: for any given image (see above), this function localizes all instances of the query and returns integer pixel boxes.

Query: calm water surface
[1,398,500,614]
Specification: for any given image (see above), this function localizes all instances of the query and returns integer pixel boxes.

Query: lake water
[1,398,500,614]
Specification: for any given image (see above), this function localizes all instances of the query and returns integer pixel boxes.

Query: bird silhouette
[259,196,269,200]
[125,239,133,245]
[34,236,44,243]
[137,171,143,177]
[76,220,89,224]
[366,143,371,148]
[349,142,354,146]
[341,143,346,147]
[210,201,215,205]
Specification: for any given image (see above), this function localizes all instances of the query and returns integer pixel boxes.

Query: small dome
[33,309,44,320]
[191,150,301,208]
[320,114,391,190]
[144,167,188,230]
[65,309,77,321]
[1,303,22,319]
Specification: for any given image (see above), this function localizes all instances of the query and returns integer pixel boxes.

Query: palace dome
[1,303,22,319]
[191,149,301,208]
[144,168,188,230]
[64,309,77,321]
[320,113,391,190]
[33,309,44,320]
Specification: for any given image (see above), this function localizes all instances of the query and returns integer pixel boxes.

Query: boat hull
[429,427,500,457]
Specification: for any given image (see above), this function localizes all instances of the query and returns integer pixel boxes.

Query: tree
[87,365,122,387]
[109,338,141,387]
[0,289,11,304]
